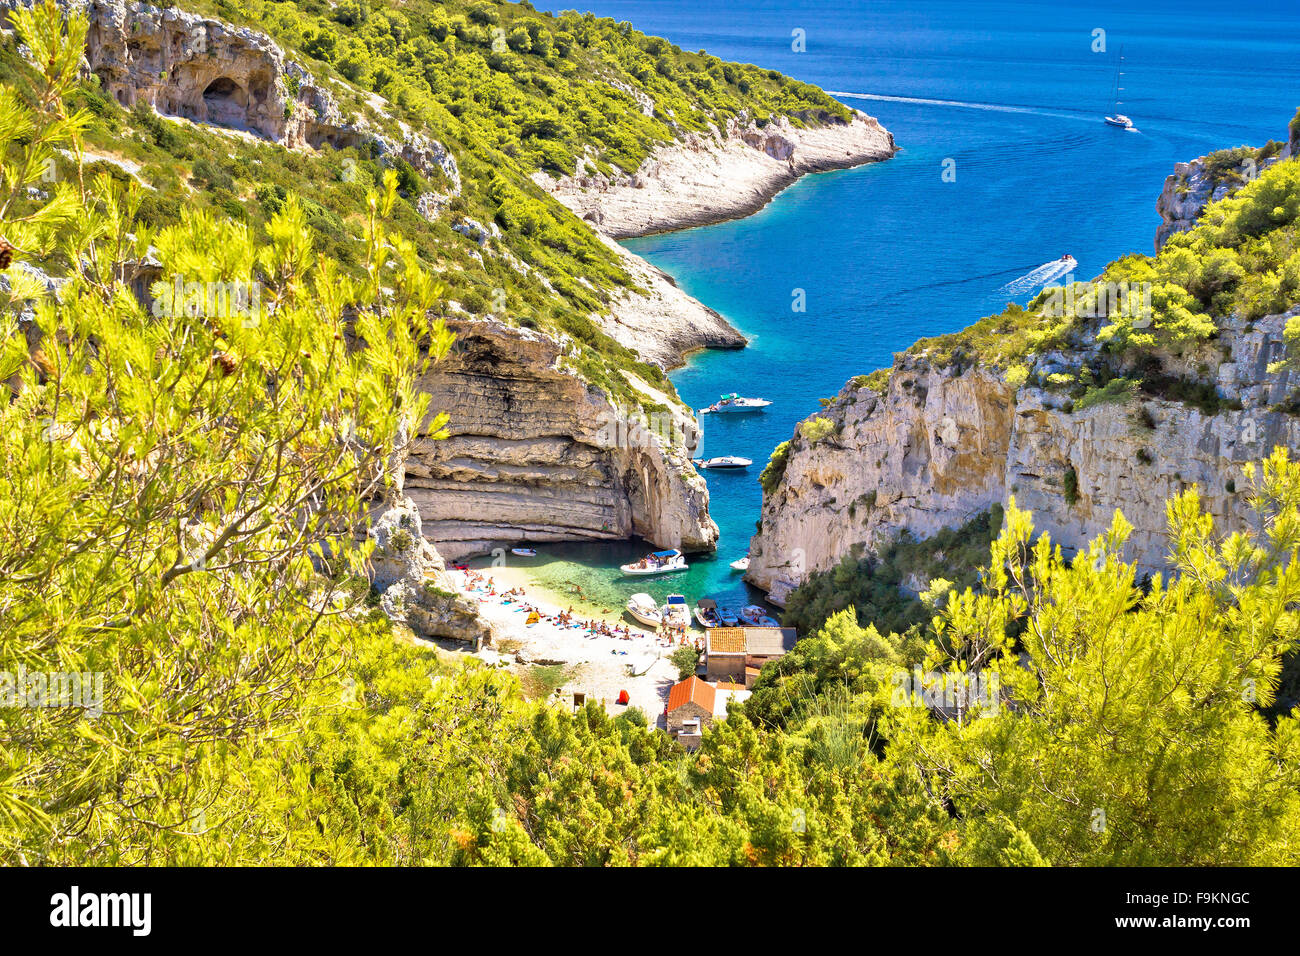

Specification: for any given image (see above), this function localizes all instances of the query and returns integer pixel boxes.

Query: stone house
[705,627,799,687]
[665,676,716,750]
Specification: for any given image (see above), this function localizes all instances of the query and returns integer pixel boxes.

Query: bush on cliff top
[884,153,1300,408]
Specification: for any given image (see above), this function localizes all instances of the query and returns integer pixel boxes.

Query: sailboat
[1104,46,1137,131]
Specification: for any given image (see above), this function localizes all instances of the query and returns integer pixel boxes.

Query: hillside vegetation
[902,152,1300,404]
[3,3,1299,867]
[1,0,848,411]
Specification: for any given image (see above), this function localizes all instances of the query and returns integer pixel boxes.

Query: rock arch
[202,76,248,129]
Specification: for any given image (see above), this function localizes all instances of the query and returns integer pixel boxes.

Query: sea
[509,0,1300,618]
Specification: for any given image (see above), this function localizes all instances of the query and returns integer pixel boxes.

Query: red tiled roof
[667,676,716,713]
[708,628,746,654]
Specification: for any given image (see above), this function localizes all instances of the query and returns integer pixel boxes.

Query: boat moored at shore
[625,592,663,627]
[620,549,689,575]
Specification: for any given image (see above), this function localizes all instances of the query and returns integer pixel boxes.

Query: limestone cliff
[1,0,461,185]
[750,134,1300,606]
[600,235,746,369]
[747,309,1300,605]
[536,111,896,240]
[404,319,716,561]
[367,496,494,647]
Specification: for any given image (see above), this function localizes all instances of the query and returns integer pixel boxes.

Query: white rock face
[598,235,746,369]
[406,319,717,561]
[368,496,493,646]
[536,111,896,239]
[747,308,1300,605]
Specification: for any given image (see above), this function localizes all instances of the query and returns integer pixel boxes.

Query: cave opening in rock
[202,76,248,129]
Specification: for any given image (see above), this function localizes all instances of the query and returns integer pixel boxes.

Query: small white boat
[625,593,663,627]
[1103,49,1137,131]
[740,604,780,627]
[663,594,691,628]
[694,598,722,629]
[511,547,537,557]
[620,549,688,576]
[730,555,750,572]
[694,456,753,470]
[701,393,771,415]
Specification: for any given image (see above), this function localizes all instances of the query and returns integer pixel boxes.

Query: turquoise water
[526,0,1300,619]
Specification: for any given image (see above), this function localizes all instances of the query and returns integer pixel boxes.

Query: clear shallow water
[528,0,1300,619]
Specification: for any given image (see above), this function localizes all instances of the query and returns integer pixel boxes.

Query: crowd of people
[457,568,698,649]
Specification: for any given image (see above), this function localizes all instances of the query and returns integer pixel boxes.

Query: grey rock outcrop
[536,110,896,240]
[368,496,493,647]
[747,306,1300,605]
[1,0,459,185]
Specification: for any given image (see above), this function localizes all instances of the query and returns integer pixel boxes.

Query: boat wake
[998,258,1077,296]
[827,91,1097,125]
[858,263,1032,312]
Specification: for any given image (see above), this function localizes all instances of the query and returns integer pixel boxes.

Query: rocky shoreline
[538,111,897,240]
[600,236,747,369]
[572,110,896,371]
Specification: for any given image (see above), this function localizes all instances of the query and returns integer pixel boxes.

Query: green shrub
[759,440,791,494]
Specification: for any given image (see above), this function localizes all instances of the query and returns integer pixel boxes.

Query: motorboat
[739,604,780,627]
[663,594,691,628]
[694,455,753,470]
[510,547,537,557]
[701,393,771,414]
[694,598,722,629]
[625,593,663,627]
[730,555,750,572]
[620,549,688,575]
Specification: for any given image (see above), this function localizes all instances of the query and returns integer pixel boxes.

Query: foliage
[5,2,1299,869]
[799,416,835,443]
[779,507,1004,643]
[886,452,1300,864]
[759,439,791,493]
[0,2,451,862]
[669,644,701,680]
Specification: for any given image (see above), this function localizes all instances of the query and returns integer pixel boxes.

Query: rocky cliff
[600,235,746,368]
[404,319,716,561]
[746,309,1300,605]
[537,111,896,239]
[1,0,461,186]
[1155,130,1294,251]
[749,134,1300,606]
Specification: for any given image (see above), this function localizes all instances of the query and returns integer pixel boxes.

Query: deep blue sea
[516,0,1300,618]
